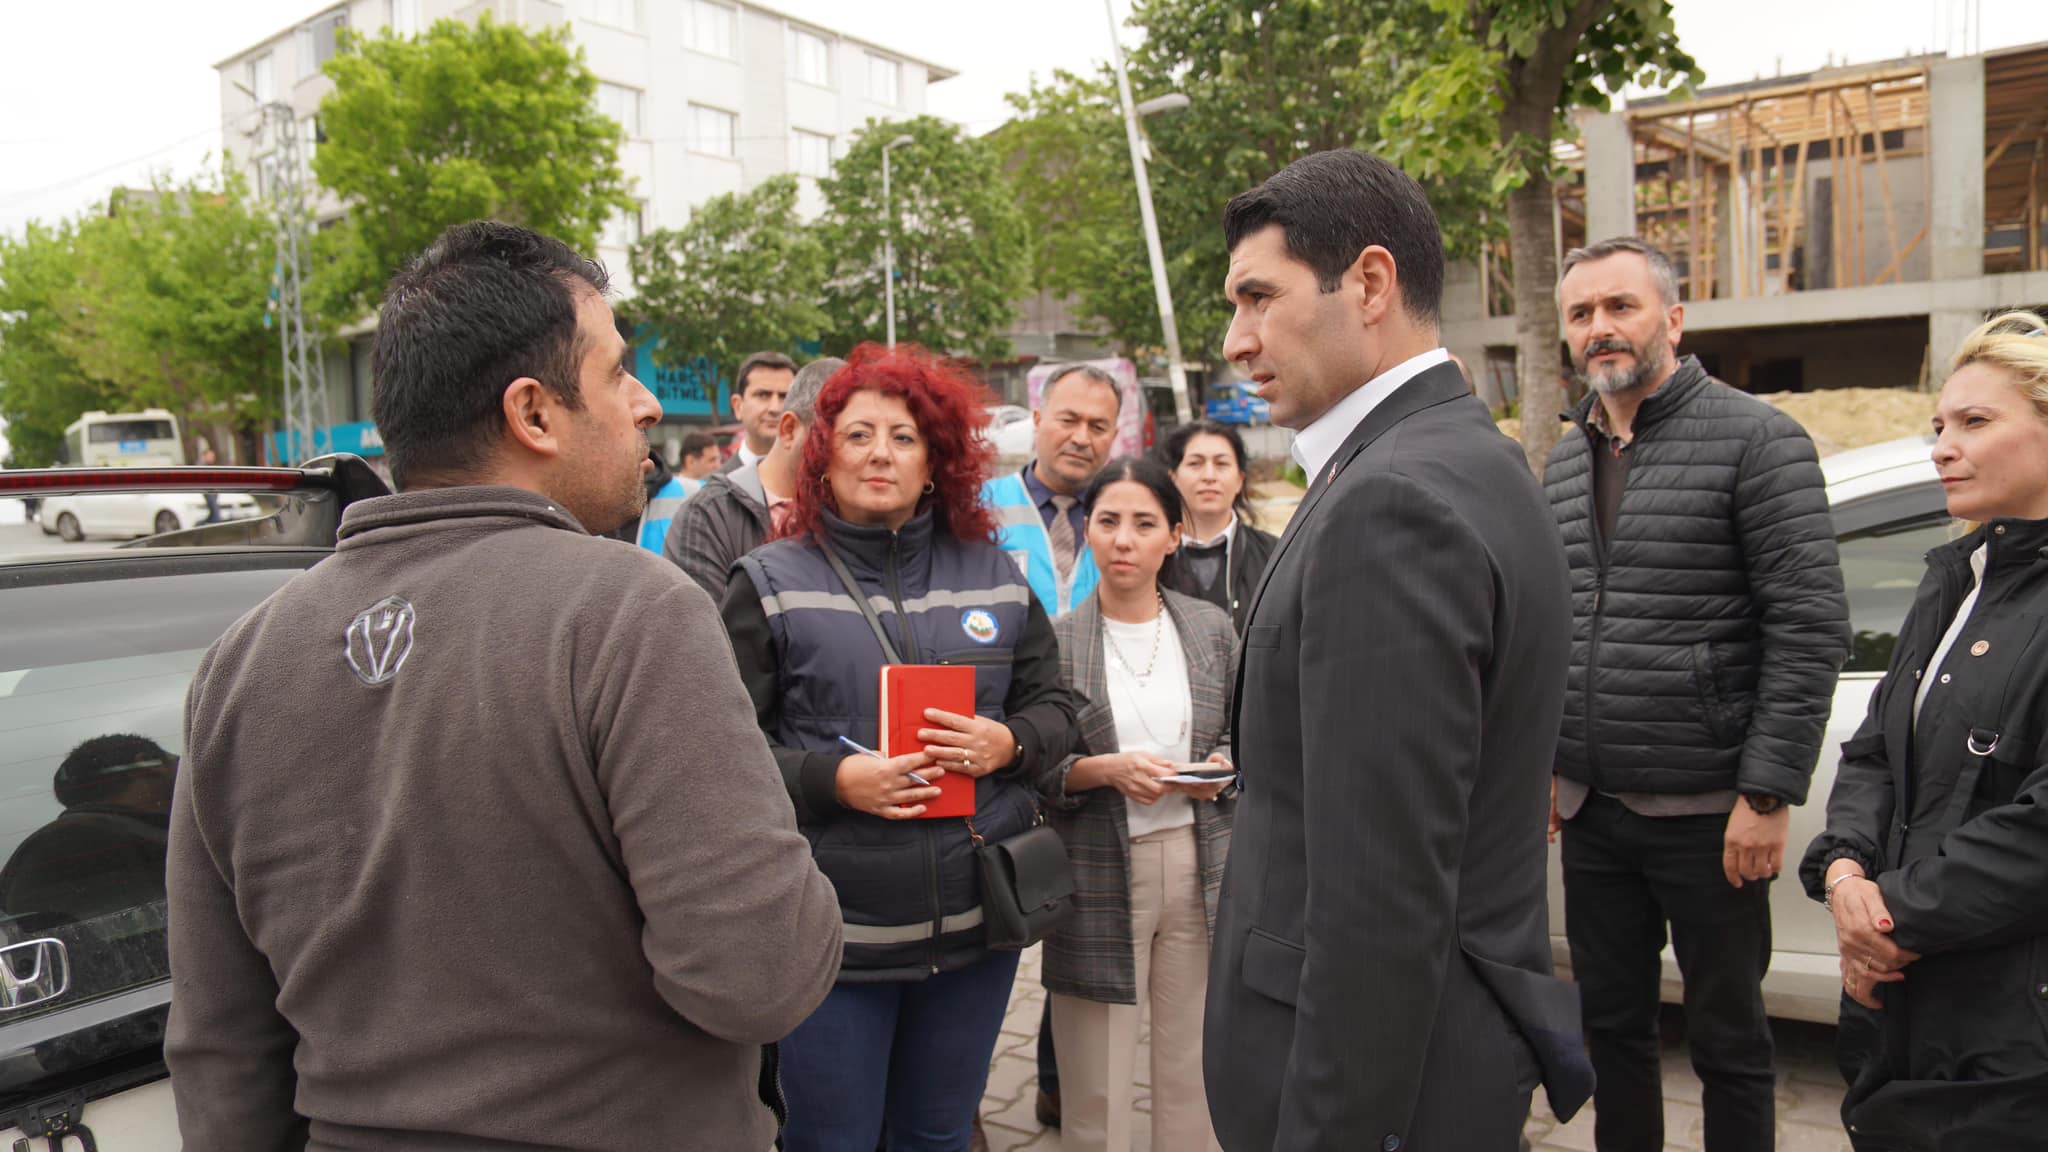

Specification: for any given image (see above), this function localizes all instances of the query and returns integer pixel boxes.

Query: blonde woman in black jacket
[1802,311,2048,1150]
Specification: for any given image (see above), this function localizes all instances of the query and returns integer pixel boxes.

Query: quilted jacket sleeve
[1731,411,1851,802]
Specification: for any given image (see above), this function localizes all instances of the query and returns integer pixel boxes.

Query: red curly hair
[780,343,1000,545]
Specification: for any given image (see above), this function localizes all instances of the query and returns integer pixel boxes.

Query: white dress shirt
[1290,347,1452,481]
[735,441,767,469]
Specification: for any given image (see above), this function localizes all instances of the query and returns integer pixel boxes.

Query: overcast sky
[1,0,2040,239]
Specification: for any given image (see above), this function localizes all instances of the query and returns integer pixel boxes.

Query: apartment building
[1443,41,2048,408]
[214,0,952,452]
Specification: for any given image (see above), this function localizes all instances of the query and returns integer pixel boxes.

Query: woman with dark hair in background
[1801,311,2048,1150]
[720,344,1078,1152]
[1157,420,1276,633]
[1037,456,1236,1152]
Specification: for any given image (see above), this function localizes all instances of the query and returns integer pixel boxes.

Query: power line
[0,108,266,211]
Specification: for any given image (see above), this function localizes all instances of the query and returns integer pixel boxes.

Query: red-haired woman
[721,343,1080,1151]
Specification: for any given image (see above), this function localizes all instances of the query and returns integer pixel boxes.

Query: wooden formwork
[1984,44,2048,274]
[1626,64,1931,301]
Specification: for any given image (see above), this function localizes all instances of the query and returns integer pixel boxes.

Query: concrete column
[1928,309,1981,388]
[1928,56,1986,282]
[1579,109,1636,244]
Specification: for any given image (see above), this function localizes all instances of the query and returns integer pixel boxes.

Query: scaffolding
[1984,46,2048,275]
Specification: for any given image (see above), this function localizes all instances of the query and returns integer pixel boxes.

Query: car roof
[1823,436,1939,507]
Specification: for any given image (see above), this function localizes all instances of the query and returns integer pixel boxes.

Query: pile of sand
[1496,387,1935,459]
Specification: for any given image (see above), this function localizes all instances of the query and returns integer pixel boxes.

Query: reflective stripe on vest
[759,584,1031,620]
[841,906,985,945]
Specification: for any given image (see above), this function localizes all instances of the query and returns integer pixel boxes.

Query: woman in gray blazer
[1037,456,1236,1152]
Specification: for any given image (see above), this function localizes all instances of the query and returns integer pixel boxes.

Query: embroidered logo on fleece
[345,596,417,686]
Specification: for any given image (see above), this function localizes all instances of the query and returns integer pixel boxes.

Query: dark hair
[787,356,845,426]
[1559,236,1681,307]
[786,344,999,545]
[679,431,717,458]
[735,351,798,399]
[1158,419,1259,529]
[55,734,176,809]
[1223,149,1445,326]
[1080,455,1185,589]
[1042,363,1122,413]
[371,221,609,489]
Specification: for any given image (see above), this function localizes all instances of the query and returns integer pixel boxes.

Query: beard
[1574,327,1672,396]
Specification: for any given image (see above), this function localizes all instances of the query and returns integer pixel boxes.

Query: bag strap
[820,541,904,665]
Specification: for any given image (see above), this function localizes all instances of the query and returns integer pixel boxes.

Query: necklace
[1103,594,1166,682]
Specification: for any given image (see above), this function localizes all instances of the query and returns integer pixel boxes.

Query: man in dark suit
[1204,149,1594,1151]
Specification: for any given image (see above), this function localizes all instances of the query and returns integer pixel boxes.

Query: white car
[980,404,1037,459]
[37,490,260,542]
[1546,435,1948,1023]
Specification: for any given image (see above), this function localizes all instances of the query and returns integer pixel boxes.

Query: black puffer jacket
[1800,518,2048,1150]
[1544,357,1849,801]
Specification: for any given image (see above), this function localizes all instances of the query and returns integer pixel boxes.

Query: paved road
[0,519,122,559]
[981,946,1854,1151]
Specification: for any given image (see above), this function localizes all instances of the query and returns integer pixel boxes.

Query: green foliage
[0,169,277,467]
[815,116,1030,361]
[311,13,633,321]
[0,221,115,467]
[1000,0,1504,362]
[625,175,828,411]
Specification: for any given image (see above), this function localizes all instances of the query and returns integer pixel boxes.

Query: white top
[736,441,767,468]
[1915,542,1989,726]
[1291,347,1452,481]
[1182,513,1238,550]
[1103,613,1195,838]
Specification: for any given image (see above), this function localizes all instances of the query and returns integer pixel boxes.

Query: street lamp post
[882,133,915,347]
[1104,0,1193,425]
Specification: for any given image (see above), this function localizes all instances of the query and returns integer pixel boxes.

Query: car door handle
[0,937,71,1011]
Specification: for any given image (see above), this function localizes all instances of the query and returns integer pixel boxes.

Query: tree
[0,221,114,467]
[0,169,277,466]
[815,116,1030,361]
[312,13,634,321]
[1000,0,1502,364]
[67,172,281,445]
[1391,1,1696,474]
[625,174,829,415]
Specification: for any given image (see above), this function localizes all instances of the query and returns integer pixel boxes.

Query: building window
[578,0,640,33]
[602,203,645,249]
[865,53,899,105]
[689,105,736,158]
[685,0,736,58]
[296,11,348,82]
[791,130,833,179]
[787,27,830,87]
[596,82,643,137]
[388,0,420,36]
[249,53,275,103]
[301,116,323,180]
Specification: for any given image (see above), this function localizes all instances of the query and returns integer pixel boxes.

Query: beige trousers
[1051,824,1221,1152]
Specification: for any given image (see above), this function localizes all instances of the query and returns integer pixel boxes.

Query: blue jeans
[780,950,1021,1152]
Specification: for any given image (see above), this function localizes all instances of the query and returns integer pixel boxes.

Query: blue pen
[838,736,931,786]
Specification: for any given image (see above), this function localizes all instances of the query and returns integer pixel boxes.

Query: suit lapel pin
[1970,640,1990,657]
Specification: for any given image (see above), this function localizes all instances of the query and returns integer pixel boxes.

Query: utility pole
[1104,0,1193,425]
[254,101,327,464]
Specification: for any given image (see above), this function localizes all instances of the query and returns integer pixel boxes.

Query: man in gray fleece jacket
[166,222,841,1150]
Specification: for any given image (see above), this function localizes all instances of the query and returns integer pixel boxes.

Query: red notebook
[879,665,978,819]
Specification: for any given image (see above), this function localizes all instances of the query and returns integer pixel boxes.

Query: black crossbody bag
[820,543,1075,950]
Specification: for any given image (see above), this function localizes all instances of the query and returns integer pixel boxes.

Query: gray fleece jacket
[166,486,840,1151]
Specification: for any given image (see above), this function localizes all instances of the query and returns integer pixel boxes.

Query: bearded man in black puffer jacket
[1543,237,1850,1152]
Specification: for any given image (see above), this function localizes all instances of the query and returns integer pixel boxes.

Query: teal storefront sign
[268,420,385,465]
[635,334,722,418]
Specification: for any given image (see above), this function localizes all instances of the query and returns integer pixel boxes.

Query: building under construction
[1443,40,2048,407]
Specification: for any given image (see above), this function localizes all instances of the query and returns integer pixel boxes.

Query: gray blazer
[1204,362,1594,1151]
[1038,588,1236,1005]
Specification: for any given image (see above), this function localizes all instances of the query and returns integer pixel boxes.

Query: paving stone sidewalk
[980,947,1853,1152]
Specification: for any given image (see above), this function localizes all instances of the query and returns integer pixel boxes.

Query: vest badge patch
[961,609,1000,645]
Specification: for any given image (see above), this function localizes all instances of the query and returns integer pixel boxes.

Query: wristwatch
[1741,792,1785,815]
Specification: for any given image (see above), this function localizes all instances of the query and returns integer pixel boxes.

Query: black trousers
[1562,792,1777,1152]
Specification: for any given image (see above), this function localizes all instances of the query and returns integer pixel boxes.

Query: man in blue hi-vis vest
[977,361,1119,1136]
[981,364,1120,620]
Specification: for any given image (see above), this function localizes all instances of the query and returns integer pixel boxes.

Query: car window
[1838,516,1955,673]
[0,563,300,1106]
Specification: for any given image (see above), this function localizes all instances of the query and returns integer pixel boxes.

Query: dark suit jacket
[1204,361,1593,1151]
